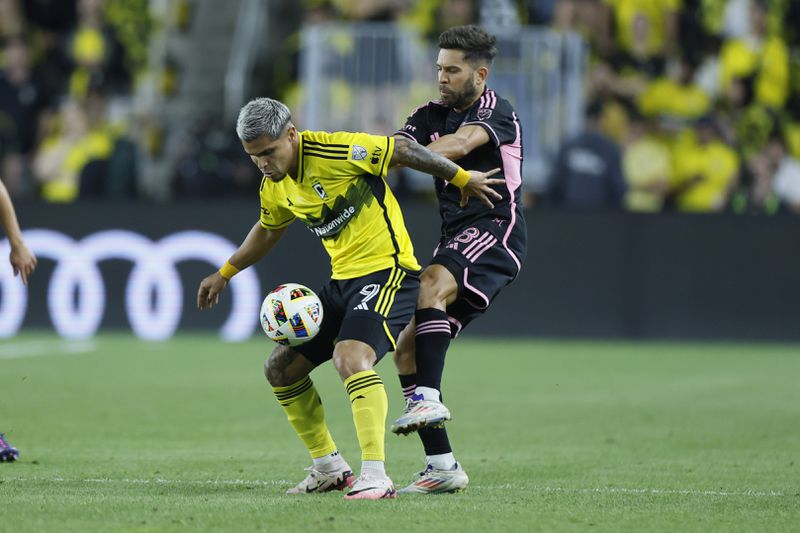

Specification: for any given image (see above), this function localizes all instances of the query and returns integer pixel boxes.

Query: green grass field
[1,334,798,532]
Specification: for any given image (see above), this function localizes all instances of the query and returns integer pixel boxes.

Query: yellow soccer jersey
[259,130,421,279]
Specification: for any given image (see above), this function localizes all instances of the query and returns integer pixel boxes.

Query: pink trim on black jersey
[500,112,523,192]
[499,111,523,273]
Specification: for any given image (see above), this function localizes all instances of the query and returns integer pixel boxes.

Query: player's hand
[460,168,504,208]
[9,242,37,286]
[197,272,228,310]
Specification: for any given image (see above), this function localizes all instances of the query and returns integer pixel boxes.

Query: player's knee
[332,340,375,379]
[331,351,365,379]
[418,268,456,308]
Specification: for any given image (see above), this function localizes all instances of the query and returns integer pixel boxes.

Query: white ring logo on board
[0,229,261,341]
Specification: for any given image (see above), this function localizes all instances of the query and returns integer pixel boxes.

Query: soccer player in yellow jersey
[196,97,501,500]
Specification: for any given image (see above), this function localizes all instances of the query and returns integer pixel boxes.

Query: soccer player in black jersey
[390,25,528,494]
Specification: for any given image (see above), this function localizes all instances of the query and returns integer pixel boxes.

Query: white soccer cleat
[398,463,469,494]
[390,396,452,435]
[285,463,355,494]
[343,473,397,500]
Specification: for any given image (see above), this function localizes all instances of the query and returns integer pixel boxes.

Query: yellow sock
[272,376,337,459]
[344,370,388,461]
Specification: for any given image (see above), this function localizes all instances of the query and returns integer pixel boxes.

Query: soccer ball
[260,283,323,346]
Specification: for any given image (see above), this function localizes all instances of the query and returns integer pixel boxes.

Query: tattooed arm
[389,136,461,179]
[389,136,502,207]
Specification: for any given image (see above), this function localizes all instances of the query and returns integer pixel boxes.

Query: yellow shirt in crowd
[720,36,789,109]
[624,136,672,212]
[671,131,739,211]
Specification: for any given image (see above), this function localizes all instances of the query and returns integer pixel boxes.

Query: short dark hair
[438,25,497,66]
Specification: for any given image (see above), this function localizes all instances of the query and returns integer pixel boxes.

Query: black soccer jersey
[395,87,525,237]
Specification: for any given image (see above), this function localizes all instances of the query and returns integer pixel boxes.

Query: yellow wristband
[450,167,470,188]
[218,261,240,280]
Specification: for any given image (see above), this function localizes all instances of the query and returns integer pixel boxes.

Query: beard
[441,79,480,111]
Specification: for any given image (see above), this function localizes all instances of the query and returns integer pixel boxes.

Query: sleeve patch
[352,145,368,160]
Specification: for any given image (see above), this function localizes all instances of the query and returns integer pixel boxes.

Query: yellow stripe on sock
[273,376,314,405]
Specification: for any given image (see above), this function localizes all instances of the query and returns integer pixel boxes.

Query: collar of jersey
[292,131,305,183]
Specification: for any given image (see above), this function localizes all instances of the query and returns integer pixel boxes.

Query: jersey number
[354,283,380,310]
[455,227,481,243]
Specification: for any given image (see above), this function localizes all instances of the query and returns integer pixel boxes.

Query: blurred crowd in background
[0,0,151,202]
[2,0,800,214]
[0,0,150,202]
[548,0,800,214]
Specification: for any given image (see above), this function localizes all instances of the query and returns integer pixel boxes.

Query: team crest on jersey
[351,145,368,160]
[477,108,493,120]
[312,182,328,199]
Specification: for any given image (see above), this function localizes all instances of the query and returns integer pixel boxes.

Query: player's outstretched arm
[424,125,491,162]
[0,178,36,285]
[197,223,286,310]
[391,137,503,208]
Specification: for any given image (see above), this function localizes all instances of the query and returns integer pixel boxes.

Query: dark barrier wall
[3,202,799,341]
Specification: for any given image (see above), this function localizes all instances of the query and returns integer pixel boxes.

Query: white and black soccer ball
[259,283,323,346]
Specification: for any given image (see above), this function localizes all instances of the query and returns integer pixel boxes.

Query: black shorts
[431,217,526,336]
[294,266,421,367]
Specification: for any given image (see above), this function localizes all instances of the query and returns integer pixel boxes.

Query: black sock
[398,373,416,400]
[419,425,453,456]
[414,308,451,391]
